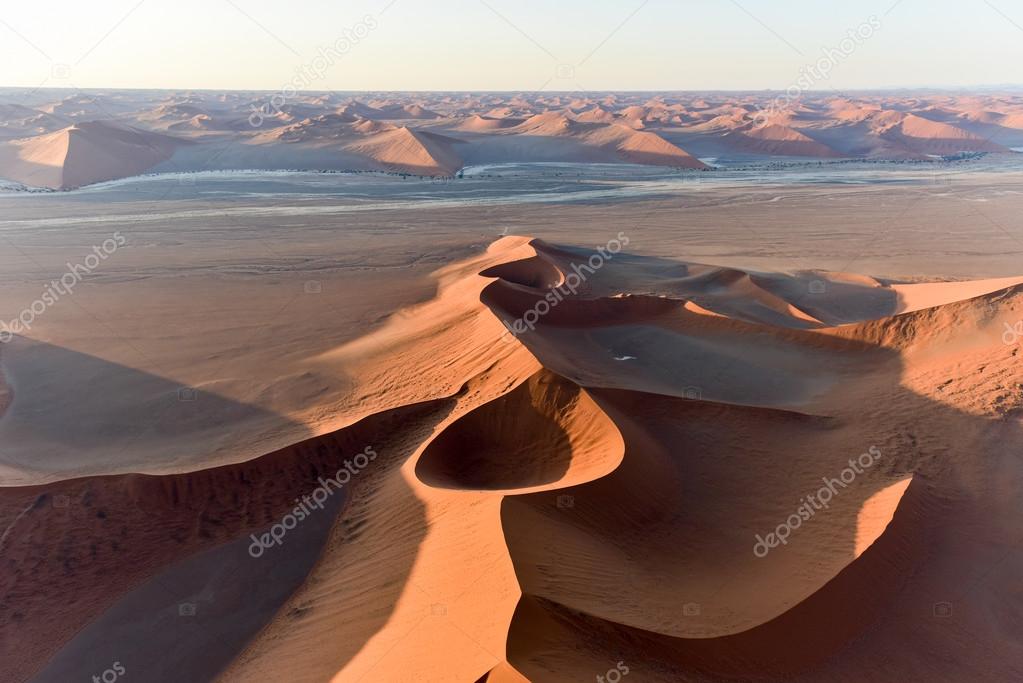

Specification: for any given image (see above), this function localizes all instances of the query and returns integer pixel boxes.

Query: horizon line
[3,85,1023,95]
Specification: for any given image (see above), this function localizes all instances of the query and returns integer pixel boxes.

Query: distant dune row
[1,91,1022,188]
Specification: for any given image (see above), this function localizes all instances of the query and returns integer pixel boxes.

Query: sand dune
[345,126,464,176]
[484,115,707,168]
[583,124,709,168]
[726,123,842,158]
[573,106,616,124]
[508,112,580,137]
[10,234,1023,681]
[1,90,1021,187]
[884,112,1010,155]
[351,117,397,134]
[0,120,182,189]
[456,114,522,131]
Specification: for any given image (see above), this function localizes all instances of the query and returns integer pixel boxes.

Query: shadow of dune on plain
[0,336,313,478]
[0,332,448,683]
[475,242,1023,681]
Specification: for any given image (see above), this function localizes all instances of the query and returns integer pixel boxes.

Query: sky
[1,0,1022,91]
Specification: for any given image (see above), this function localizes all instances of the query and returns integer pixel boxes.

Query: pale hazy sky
[1,0,1021,91]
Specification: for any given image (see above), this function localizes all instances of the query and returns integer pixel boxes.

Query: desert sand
[1,89,1022,682]
[2,90,1022,188]
[3,226,1022,681]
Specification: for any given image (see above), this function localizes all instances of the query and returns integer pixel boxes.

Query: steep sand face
[584,124,709,168]
[726,123,842,157]
[883,113,1010,155]
[7,236,1023,681]
[352,117,397,134]
[416,371,623,492]
[456,114,521,131]
[0,121,181,189]
[0,400,454,682]
[480,115,707,168]
[509,112,580,137]
[573,106,615,123]
[345,126,464,175]
[3,91,1021,188]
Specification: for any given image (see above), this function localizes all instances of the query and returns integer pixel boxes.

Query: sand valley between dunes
[1,174,1022,682]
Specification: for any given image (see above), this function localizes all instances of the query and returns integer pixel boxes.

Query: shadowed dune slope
[0,120,182,189]
[8,236,1023,681]
[471,238,1023,681]
[344,126,464,176]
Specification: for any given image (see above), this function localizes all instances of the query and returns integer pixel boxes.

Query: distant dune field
[2,90,1022,188]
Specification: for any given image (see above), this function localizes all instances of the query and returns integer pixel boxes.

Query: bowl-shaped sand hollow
[415,370,622,492]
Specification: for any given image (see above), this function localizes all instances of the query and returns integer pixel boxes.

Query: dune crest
[0,121,182,189]
[727,123,841,158]
[345,126,464,176]
[9,236,1023,682]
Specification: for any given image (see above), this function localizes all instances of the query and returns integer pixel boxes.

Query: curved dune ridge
[4,237,1023,681]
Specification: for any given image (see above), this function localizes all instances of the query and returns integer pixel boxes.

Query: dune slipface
[0,121,182,189]
[5,237,1022,682]
[3,91,1022,189]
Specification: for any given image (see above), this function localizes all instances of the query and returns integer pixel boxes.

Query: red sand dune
[726,123,842,158]
[573,106,616,124]
[8,236,1022,681]
[345,126,464,176]
[456,114,522,131]
[883,112,1009,155]
[583,124,709,168]
[0,120,182,189]
[2,91,1020,187]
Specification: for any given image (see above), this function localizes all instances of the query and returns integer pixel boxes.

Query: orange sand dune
[0,121,183,189]
[508,112,580,137]
[345,126,464,176]
[726,123,842,158]
[583,124,709,168]
[2,91,1020,187]
[886,112,1010,155]
[7,236,1023,682]
[456,114,522,131]
[351,117,397,134]
[573,106,616,124]
[492,115,707,168]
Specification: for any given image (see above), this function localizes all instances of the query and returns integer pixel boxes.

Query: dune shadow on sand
[0,337,450,683]
[0,336,317,479]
